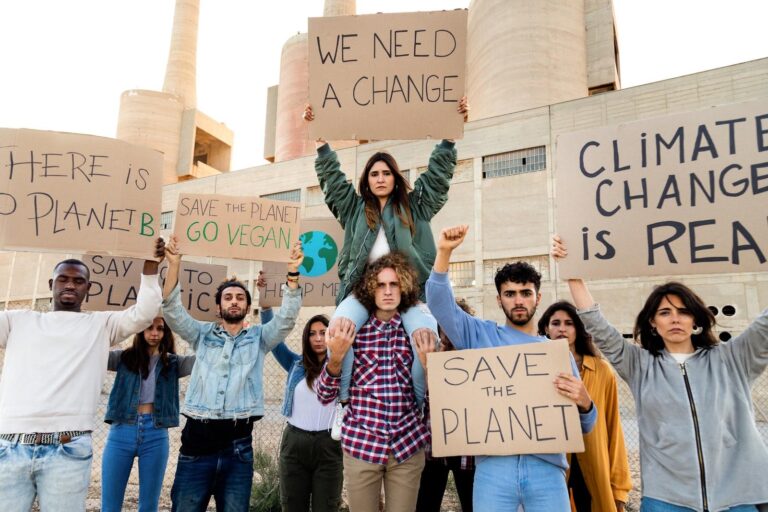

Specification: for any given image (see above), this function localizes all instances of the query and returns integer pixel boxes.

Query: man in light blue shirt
[426,225,596,511]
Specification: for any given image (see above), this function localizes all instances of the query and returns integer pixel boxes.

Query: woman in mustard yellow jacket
[539,301,632,512]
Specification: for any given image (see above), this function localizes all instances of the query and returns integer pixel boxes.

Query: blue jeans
[334,295,436,405]
[101,414,170,512]
[641,497,758,512]
[473,455,568,511]
[0,434,93,512]
[171,436,254,512]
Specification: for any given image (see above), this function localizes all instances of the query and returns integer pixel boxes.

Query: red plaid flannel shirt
[316,313,429,465]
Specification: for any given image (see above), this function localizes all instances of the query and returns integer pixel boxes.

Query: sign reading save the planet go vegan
[260,218,344,307]
[0,128,162,258]
[172,193,301,262]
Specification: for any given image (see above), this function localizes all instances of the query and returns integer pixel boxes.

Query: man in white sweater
[0,238,165,512]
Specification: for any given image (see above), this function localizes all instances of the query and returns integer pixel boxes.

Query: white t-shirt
[0,274,162,433]
[669,352,695,364]
[367,227,391,263]
[287,377,336,432]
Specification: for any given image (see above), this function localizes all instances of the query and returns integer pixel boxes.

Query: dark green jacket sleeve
[314,143,359,228]
[409,140,457,220]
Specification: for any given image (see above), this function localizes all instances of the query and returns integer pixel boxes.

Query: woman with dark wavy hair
[102,316,195,512]
[269,310,342,512]
[553,236,768,512]
[538,301,631,512]
[303,99,468,426]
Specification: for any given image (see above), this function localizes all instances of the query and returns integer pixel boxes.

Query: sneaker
[331,402,344,440]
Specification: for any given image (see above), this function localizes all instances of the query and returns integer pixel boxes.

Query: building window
[483,256,550,285]
[160,211,174,230]
[482,147,546,179]
[449,261,475,287]
[306,186,325,206]
[401,169,411,182]
[262,189,301,203]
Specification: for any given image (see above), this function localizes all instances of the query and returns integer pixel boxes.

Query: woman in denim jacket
[102,316,195,512]
[270,310,342,512]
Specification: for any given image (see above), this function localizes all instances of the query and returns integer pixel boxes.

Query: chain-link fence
[2,307,768,511]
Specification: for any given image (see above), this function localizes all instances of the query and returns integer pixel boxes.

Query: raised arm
[552,235,642,380]
[426,225,485,349]
[305,104,359,227]
[409,140,457,220]
[260,242,304,352]
[161,235,205,349]
[105,237,165,344]
[724,307,768,382]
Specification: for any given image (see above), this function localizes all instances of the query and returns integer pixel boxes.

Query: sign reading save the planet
[260,218,344,307]
[172,193,301,262]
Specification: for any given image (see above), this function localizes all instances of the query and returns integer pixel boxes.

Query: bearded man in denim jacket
[161,235,304,512]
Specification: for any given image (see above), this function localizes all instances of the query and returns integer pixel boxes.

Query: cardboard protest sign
[427,339,584,457]
[81,254,227,321]
[259,218,343,307]
[172,194,301,262]
[308,9,467,141]
[555,100,768,279]
[0,128,162,258]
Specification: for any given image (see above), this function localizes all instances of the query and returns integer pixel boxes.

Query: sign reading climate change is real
[260,218,344,307]
[0,128,162,258]
[308,9,467,141]
[427,340,584,457]
[173,193,301,262]
[555,101,768,279]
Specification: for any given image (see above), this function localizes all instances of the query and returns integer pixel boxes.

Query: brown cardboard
[172,193,301,262]
[0,128,162,258]
[427,339,584,457]
[555,100,768,279]
[259,218,344,307]
[81,254,227,322]
[308,10,467,141]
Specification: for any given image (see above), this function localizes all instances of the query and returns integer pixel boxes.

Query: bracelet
[286,276,300,283]
[287,271,300,277]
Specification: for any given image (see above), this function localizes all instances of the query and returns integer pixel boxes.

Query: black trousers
[278,423,343,512]
[416,457,474,512]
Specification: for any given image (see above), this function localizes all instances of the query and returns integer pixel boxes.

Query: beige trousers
[343,449,425,512]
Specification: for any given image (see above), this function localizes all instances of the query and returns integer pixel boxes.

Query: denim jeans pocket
[236,445,253,464]
[178,453,199,463]
[59,435,93,461]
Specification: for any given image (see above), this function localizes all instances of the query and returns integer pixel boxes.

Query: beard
[503,305,536,327]
[220,307,247,323]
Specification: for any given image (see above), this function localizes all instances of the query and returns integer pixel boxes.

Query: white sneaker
[331,402,344,440]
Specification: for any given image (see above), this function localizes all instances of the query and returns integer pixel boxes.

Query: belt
[287,423,332,436]
[0,430,90,445]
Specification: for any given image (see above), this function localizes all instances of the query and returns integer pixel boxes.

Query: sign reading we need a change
[308,9,467,141]
[555,101,768,279]
[427,340,584,457]
[259,218,344,307]
[0,128,162,258]
[172,193,301,262]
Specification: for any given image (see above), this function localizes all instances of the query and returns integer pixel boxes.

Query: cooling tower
[324,0,356,17]
[274,33,315,162]
[116,90,185,185]
[467,0,588,120]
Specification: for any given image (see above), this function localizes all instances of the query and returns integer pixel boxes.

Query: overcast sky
[1,0,766,170]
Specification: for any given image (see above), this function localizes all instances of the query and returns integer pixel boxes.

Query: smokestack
[324,0,356,17]
[162,0,199,107]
